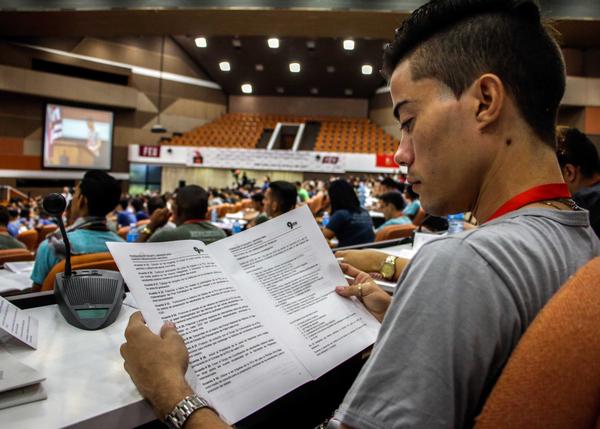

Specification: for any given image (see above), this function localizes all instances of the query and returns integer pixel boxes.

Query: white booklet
[108,205,380,424]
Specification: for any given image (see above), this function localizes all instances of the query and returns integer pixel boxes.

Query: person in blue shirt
[375,191,412,232]
[117,198,137,228]
[402,184,422,221]
[31,170,124,288]
[322,179,375,248]
[7,208,20,237]
[131,197,149,222]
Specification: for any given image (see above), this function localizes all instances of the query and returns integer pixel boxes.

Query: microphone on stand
[42,193,71,277]
[42,193,125,331]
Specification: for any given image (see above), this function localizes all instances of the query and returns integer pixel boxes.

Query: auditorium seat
[17,229,39,252]
[0,248,35,264]
[41,252,119,291]
[375,224,416,242]
[37,224,58,247]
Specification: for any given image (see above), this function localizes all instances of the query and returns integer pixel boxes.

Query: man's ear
[78,193,87,210]
[471,73,505,131]
[561,163,578,183]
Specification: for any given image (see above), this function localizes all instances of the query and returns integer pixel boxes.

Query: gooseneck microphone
[41,192,125,330]
[42,193,71,277]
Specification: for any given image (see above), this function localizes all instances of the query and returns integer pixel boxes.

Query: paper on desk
[3,261,34,274]
[0,297,38,349]
[0,271,32,295]
[0,347,45,393]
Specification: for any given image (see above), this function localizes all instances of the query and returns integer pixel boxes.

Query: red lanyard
[486,183,571,223]
[183,219,208,224]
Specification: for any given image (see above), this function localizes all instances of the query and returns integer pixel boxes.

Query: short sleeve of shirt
[31,239,60,285]
[326,210,351,235]
[334,237,520,429]
[403,200,421,216]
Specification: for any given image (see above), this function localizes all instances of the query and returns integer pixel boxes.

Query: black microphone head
[43,193,67,216]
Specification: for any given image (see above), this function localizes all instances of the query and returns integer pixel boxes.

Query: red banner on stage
[139,145,161,158]
[376,153,399,168]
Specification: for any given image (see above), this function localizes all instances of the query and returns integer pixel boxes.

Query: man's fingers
[340,262,362,278]
[336,283,369,298]
[160,321,179,340]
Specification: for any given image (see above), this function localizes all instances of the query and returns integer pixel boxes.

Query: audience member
[146,195,176,235]
[119,1,599,429]
[31,170,123,288]
[247,192,268,227]
[138,185,226,244]
[375,191,412,232]
[131,197,149,221]
[0,206,26,250]
[117,198,136,228]
[402,184,421,220]
[322,179,374,247]
[379,177,403,195]
[261,181,297,222]
[556,126,600,238]
[7,208,20,237]
[296,181,309,202]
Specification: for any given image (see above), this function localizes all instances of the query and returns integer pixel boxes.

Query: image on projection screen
[43,104,114,170]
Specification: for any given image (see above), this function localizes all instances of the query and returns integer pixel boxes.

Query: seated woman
[402,184,422,221]
[322,179,375,248]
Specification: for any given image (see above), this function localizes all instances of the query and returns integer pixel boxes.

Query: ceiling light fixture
[255,64,264,71]
[232,39,242,48]
[326,66,335,73]
[219,61,231,71]
[289,62,301,73]
[241,83,253,94]
[267,38,280,48]
[361,64,373,75]
[310,88,319,95]
[343,39,355,50]
[276,87,284,94]
[344,88,353,96]
[194,37,207,48]
[306,40,316,49]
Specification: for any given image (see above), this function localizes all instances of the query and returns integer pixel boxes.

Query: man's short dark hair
[118,198,129,211]
[269,181,297,213]
[382,0,565,146]
[405,185,419,201]
[131,198,145,213]
[0,206,9,226]
[556,126,600,178]
[79,170,121,217]
[380,177,401,191]
[379,191,407,211]
[251,193,264,203]
[147,196,166,216]
[176,185,209,220]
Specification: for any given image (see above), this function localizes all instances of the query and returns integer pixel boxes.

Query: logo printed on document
[286,221,298,230]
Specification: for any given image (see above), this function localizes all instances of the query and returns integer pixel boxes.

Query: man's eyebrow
[392,100,411,121]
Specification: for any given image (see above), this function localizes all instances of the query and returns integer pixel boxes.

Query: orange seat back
[412,207,427,226]
[475,257,600,429]
[41,252,119,291]
[375,224,416,242]
[37,224,58,246]
[0,248,35,264]
[17,229,39,251]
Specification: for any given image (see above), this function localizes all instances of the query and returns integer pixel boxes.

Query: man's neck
[579,173,600,190]
[472,137,566,223]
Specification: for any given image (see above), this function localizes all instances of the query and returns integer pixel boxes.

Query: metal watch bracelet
[164,394,215,429]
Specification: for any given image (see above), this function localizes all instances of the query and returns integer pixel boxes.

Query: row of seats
[14,224,59,252]
[167,113,399,153]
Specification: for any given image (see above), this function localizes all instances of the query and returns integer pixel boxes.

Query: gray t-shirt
[334,208,599,429]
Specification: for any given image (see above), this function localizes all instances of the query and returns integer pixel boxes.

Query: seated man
[0,206,26,250]
[31,170,123,288]
[556,126,600,238]
[401,184,421,221]
[119,1,599,428]
[7,208,20,237]
[138,185,226,244]
[116,198,136,228]
[260,181,297,223]
[375,191,412,232]
[146,195,176,236]
[246,192,267,228]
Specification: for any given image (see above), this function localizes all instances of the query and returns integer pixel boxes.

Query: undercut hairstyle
[556,126,600,178]
[175,185,209,220]
[147,196,166,216]
[328,179,361,214]
[79,170,121,217]
[382,0,565,146]
[269,181,297,214]
[0,206,9,226]
[405,185,419,201]
[379,191,407,211]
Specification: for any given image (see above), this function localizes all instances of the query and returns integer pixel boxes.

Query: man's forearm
[183,408,232,429]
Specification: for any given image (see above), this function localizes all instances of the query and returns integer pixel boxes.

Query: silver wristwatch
[164,394,214,429]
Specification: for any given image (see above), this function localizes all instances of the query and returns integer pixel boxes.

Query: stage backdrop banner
[185,147,346,173]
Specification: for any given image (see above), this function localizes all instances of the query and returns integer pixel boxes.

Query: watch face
[381,263,395,279]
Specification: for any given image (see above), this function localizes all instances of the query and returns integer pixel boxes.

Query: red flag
[376,153,399,168]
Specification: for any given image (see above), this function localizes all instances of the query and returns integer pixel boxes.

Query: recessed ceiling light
[343,39,355,50]
[219,61,231,71]
[310,88,319,95]
[232,39,242,48]
[276,87,284,94]
[195,37,207,48]
[326,66,335,73]
[267,38,279,48]
[289,62,301,73]
[344,88,353,96]
[241,83,253,94]
[361,64,373,75]
[306,40,316,49]
[255,64,264,71]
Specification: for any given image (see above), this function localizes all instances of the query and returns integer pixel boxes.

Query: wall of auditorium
[0,36,226,179]
[161,167,302,191]
[229,95,368,118]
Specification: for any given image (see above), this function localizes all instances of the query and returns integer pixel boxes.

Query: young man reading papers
[119,1,599,428]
